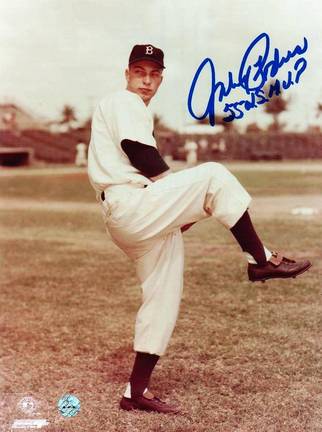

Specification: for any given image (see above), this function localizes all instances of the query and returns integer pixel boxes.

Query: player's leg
[151,162,271,266]
[127,351,160,398]
[105,161,251,238]
[119,230,184,413]
[230,209,271,265]
[104,161,311,282]
[147,162,310,282]
[133,229,184,356]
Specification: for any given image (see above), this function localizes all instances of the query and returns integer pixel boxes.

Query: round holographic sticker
[57,394,80,418]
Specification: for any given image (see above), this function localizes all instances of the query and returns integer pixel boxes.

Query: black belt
[101,185,148,201]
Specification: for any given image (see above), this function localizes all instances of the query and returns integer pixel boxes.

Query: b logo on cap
[145,45,153,55]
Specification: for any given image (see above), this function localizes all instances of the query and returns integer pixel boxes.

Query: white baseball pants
[99,162,252,356]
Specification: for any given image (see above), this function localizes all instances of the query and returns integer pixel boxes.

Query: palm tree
[264,81,288,131]
[61,104,77,130]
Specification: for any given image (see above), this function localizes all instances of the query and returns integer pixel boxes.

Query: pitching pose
[87,44,311,414]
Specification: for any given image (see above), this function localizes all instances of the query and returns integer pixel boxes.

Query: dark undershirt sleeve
[121,139,170,177]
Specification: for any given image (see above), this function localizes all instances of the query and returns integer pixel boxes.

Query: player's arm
[121,139,171,180]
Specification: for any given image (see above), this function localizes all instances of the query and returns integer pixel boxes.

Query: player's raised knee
[201,161,232,179]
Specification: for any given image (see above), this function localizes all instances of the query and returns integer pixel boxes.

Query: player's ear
[125,68,130,83]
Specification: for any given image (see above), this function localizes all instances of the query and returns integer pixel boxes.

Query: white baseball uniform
[88,89,252,356]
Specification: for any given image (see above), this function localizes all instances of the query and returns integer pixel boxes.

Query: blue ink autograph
[187,33,308,125]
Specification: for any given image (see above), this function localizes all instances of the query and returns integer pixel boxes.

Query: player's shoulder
[92,90,145,124]
[99,89,140,107]
[99,90,144,114]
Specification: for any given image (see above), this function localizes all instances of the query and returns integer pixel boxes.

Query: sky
[1,0,322,132]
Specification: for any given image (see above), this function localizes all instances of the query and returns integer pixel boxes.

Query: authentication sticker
[57,394,81,418]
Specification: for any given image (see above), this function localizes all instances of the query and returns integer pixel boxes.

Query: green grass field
[1,168,322,431]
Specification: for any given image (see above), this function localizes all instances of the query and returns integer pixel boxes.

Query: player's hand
[180,222,196,233]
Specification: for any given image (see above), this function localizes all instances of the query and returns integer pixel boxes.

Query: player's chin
[139,89,154,102]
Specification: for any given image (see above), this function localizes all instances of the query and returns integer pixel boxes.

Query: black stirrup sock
[129,351,160,399]
[230,210,267,265]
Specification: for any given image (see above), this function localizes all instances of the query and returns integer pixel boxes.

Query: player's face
[125,60,163,105]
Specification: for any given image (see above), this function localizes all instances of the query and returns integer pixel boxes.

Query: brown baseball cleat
[248,251,312,283]
[119,391,180,414]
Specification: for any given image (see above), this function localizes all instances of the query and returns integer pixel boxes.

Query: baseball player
[87,44,312,414]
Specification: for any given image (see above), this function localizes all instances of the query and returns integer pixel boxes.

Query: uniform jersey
[88,89,157,199]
